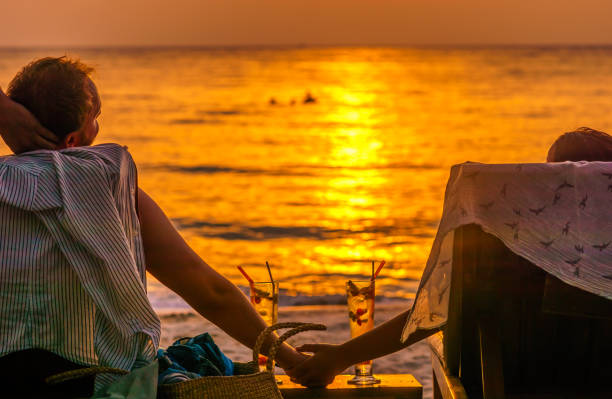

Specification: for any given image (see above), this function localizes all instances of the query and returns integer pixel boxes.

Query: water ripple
[172,217,436,241]
[143,162,440,176]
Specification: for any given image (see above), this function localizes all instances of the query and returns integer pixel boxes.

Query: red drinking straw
[237,266,254,286]
[372,260,386,280]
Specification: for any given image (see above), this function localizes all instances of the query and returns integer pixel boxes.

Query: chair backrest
[444,224,612,398]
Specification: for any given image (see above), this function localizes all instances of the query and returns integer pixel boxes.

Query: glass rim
[251,281,280,285]
[346,279,375,283]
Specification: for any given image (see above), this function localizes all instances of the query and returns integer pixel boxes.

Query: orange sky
[2,0,612,47]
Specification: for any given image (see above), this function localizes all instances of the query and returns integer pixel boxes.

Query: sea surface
[2,46,612,312]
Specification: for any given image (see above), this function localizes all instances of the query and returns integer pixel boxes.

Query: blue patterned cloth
[157,333,234,384]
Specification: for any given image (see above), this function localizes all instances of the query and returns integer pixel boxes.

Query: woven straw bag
[46,322,326,399]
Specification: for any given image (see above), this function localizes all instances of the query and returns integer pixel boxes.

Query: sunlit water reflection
[2,47,612,310]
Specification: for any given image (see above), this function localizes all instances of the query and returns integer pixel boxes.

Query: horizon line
[2,43,612,50]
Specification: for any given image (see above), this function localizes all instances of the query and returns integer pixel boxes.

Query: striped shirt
[0,143,160,389]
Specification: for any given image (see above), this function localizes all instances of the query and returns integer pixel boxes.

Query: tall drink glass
[250,281,279,373]
[346,279,381,385]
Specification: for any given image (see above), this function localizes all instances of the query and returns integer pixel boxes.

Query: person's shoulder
[1,151,51,177]
[60,144,138,192]
[71,143,130,157]
[6,144,135,178]
[61,143,134,166]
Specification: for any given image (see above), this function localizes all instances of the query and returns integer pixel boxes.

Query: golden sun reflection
[313,78,393,274]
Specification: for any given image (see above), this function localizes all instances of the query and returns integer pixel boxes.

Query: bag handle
[253,322,326,372]
[48,322,327,384]
[45,366,129,385]
[266,323,325,371]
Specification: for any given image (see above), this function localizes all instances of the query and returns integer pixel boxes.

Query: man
[0,57,304,397]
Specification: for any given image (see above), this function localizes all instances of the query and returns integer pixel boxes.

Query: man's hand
[286,343,347,388]
[0,86,58,153]
[138,188,310,378]
[277,345,309,374]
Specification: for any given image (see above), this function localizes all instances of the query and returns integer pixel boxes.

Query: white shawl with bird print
[402,161,612,341]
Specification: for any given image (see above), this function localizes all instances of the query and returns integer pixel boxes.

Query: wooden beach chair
[430,224,612,399]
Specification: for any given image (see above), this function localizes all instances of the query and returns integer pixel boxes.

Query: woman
[286,126,612,387]
[546,126,612,162]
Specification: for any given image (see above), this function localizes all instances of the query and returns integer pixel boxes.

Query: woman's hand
[286,343,348,387]
[0,86,58,153]
[276,345,309,373]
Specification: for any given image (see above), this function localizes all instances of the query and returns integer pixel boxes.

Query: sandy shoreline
[159,302,433,399]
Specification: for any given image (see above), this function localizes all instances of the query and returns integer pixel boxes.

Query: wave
[199,109,242,116]
[166,165,255,174]
[157,164,316,177]
[168,118,222,125]
[167,110,244,125]
[171,218,436,241]
[150,291,412,316]
[278,274,421,286]
[283,162,439,171]
[143,162,440,176]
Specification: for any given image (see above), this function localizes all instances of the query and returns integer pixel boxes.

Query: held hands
[284,343,347,388]
[0,86,58,153]
[275,344,309,372]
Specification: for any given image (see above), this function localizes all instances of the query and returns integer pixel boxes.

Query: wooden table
[278,374,422,399]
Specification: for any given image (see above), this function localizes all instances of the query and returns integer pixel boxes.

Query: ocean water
[2,46,612,312]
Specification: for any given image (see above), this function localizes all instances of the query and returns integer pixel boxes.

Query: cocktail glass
[250,281,280,375]
[346,279,381,385]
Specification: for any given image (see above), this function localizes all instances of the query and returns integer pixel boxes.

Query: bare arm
[0,86,58,153]
[137,188,305,370]
[289,310,438,386]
